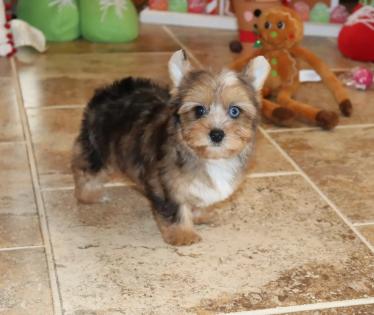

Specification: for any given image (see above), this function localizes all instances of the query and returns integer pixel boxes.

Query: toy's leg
[277,85,339,130]
[318,69,352,116]
[262,99,295,126]
[291,46,352,116]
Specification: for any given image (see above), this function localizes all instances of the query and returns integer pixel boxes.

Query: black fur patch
[78,77,170,173]
[76,76,185,221]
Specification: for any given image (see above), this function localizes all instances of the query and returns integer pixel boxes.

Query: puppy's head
[169,50,270,160]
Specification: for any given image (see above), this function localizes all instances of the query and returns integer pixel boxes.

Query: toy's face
[257,9,303,49]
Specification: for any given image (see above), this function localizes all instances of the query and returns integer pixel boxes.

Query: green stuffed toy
[17,0,80,42]
[17,0,139,43]
[80,0,139,43]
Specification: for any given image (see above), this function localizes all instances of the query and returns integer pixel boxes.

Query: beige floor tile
[44,24,179,54]
[0,79,23,142]
[272,127,374,223]
[27,107,83,189]
[358,225,374,247]
[292,304,374,314]
[17,52,174,107]
[0,144,35,214]
[0,144,41,248]
[20,76,112,108]
[0,57,12,78]
[27,107,293,190]
[166,25,238,71]
[250,132,294,173]
[0,214,42,248]
[0,249,53,315]
[42,175,373,314]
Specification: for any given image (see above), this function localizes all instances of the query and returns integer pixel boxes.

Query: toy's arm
[229,50,261,72]
[291,45,352,116]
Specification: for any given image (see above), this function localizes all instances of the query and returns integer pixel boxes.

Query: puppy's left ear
[243,56,271,92]
[168,50,192,87]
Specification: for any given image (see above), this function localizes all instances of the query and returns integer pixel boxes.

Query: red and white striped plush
[0,1,16,57]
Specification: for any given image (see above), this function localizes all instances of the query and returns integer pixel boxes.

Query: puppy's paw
[162,226,202,246]
[193,210,215,225]
[75,189,107,204]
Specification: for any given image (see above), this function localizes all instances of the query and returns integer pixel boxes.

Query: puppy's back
[75,77,171,174]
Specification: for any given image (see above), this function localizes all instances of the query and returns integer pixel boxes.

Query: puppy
[72,50,270,246]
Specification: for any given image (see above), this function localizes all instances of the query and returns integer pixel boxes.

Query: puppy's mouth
[196,143,237,160]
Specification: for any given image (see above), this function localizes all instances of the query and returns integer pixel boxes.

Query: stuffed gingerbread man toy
[231,6,353,130]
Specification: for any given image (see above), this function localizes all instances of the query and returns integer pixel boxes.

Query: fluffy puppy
[72,50,270,246]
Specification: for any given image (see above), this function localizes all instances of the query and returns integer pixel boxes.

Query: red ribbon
[239,30,259,43]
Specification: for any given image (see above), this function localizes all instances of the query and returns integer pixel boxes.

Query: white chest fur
[188,157,242,207]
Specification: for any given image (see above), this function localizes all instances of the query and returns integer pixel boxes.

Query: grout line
[41,172,301,193]
[266,123,374,134]
[353,222,374,227]
[248,171,300,178]
[259,126,374,254]
[266,126,320,133]
[0,140,26,145]
[10,58,63,315]
[104,182,134,188]
[228,297,374,315]
[41,181,133,192]
[0,245,44,253]
[41,186,75,192]
[39,172,301,193]
[27,104,85,110]
[162,26,203,68]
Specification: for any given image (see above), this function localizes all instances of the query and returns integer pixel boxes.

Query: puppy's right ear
[168,50,192,87]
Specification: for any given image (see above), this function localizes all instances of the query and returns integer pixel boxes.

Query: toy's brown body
[262,49,299,90]
[231,7,353,129]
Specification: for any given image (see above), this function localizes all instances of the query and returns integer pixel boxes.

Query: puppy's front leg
[154,203,201,246]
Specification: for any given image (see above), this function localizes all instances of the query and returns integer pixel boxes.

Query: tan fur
[179,71,258,160]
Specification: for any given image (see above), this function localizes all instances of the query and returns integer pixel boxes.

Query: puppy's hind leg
[71,140,108,204]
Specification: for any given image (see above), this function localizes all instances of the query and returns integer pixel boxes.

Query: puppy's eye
[277,21,285,29]
[194,105,207,119]
[264,21,271,29]
[228,105,241,119]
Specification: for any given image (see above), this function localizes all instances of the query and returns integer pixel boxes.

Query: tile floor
[0,24,373,315]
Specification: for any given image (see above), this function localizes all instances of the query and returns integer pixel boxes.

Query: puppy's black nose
[209,129,225,143]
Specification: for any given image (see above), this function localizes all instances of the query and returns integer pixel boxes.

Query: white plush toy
[0,0,46,58]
